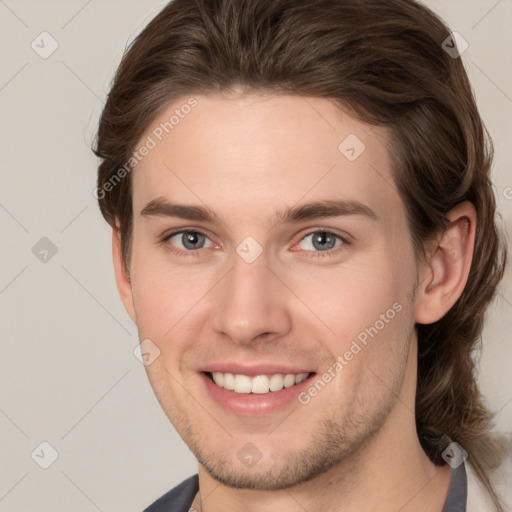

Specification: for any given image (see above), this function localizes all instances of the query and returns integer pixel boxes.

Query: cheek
[286,254,405,336]
[132,268,205,331]
[295,249,415,376]
[316,267,413,412]
[128,245,203,342]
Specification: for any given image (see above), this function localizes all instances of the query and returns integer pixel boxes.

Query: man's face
[123,92,421,489]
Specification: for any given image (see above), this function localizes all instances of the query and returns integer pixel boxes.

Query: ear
[414,201,476,324]
[112,224,136,324]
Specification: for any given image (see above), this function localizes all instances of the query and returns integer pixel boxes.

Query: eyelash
[160,229,350,259]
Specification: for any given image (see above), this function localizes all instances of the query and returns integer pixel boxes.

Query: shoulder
[466,435,512,512]
[143,474,199,512]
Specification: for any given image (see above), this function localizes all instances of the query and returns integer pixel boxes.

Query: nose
[211,248,292,346]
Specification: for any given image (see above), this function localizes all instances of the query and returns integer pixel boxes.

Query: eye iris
[312,232,336,251]
[182,232,204,250]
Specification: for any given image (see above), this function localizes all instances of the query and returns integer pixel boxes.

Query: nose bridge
[211,247,291,344]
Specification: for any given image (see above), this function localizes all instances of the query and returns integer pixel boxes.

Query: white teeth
[269,374,284,391]
[212,372,224,387]
[251,375,270,394]
[295,373,308,384]
[223,372,235,390]
[210,372,310,394]
[234,374,252,393]
[283,374,296,388]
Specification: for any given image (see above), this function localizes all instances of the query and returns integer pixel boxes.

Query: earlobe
[112,226,136,324]
[414,202,476,324]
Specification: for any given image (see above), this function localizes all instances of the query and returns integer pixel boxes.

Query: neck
[192,342,452,512]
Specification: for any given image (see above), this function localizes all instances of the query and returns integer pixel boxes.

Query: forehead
[131,92,403,228]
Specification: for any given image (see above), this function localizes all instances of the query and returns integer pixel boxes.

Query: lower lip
[200,372,315,416]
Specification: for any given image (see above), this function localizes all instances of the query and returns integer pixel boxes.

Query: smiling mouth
[205,371,314,394]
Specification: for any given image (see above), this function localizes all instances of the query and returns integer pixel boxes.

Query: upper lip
[200,363,314,376]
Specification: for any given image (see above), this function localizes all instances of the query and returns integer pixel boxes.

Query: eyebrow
[140,197,379,227]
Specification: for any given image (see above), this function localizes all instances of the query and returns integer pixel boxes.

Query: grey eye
[168,231,212,251]
[299,232,343,252]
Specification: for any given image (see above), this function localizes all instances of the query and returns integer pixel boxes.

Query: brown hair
[94,0,508,506]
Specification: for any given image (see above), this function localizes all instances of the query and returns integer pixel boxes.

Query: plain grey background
[0,1,511,511]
